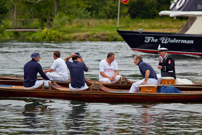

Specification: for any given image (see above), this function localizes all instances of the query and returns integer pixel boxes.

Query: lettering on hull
[144,37,194,44]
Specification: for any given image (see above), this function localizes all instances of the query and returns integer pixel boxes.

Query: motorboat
[117,0,202,55]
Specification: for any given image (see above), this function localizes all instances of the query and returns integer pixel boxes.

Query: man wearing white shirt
[99,52,121,83]
[44,51,68,82]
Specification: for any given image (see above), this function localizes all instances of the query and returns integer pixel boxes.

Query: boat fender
[176,0,186,10]
[169,0,179,10]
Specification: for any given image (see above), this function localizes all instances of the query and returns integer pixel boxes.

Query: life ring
[176,0,186,10]
[169,0,179,10]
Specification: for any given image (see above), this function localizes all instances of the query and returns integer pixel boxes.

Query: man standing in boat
[99,52,121,83]
[44,51,68,82]
[23,52,50,88]
[64,52,88,90]
[129,55,157,93]
[157,47,176,84]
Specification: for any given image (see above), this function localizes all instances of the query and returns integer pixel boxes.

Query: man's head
[134,55,142,65]
[107,52,115,62]
[31,52,40,62]
[158,47,168,57]
[72,52,81,61]
[53,51,60,59]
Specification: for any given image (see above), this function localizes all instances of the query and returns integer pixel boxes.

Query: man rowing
[23,52,50,88]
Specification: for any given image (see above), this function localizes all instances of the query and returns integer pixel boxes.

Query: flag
[120,0,129,5]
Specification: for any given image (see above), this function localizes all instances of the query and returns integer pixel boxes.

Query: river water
[0,41,202,134]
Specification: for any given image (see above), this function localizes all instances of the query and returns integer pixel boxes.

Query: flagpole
[117,0,120,30]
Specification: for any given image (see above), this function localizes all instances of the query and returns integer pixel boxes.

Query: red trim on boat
[132,49,202,56]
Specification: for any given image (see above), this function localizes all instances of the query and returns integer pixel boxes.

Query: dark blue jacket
[138,60,157,79]
[66,61,88,88]
[157,85,182,93]
[159,54,176,79]
[23,59,49,87]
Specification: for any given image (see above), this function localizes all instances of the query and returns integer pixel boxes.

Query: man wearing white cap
[23,52,50,88]
[157,47,176,84]
[64,52,88,90]
[44,51,68,82]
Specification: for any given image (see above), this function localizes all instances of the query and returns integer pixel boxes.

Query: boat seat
[161,77,175,85]
[23,82,52,90]
[139,84,157,93]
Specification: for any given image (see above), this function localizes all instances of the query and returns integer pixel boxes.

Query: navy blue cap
[31,52,40,58]
[75,52,81,57]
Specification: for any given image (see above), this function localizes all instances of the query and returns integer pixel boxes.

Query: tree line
[0,0,171,29]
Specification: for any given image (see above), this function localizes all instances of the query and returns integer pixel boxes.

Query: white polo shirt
[99,59,118,80]
[51,58,68,78]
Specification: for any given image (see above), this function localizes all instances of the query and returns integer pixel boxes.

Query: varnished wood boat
[1,81,202,103]
[0,75,133,87]
[0,75,24,80]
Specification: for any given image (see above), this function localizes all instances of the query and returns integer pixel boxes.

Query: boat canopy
[159,11,202,34]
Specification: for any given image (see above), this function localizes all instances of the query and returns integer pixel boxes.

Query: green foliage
[0,0,176,42]
[23,0,55,28]
[0,25,5,33]
[98,0,119,19]
[28,28,62,41]
[0,0,9,23]
[1,20,11,29]
[0,0,171,30]
[128,0,170,18]
[52,13,70,30]
[86,0,128,19]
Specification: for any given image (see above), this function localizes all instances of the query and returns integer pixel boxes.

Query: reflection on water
[1,98,202,134]
[1,41,202,134]
[68,101,86,134]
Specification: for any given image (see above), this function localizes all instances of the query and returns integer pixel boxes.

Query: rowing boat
[0,75,24,80]
[0,75,133,87]
[1,80,202,103]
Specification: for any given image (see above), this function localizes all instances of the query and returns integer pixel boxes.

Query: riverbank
[0,18,186,42]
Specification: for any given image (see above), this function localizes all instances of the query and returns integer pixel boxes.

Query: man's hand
[158,66,162,69]
[71,53,77,57]
[158,56,162,63]
[80,57,83,62]
[141,80,147,85]
[108,77,115,82]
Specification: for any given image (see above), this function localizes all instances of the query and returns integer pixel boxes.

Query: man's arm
[44,68,56,73]
[141,70,150,85]
[37,64,50,80]
[111,61,119,80]
[112,70,119,78]
[158,56,163,69]
[100,71,114,81]
[64,54,77,62]
[80,57,88,71]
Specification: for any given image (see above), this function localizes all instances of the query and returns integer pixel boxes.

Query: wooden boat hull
[1,79,202,91]
[1,86,202,103]
[1,82,202,103]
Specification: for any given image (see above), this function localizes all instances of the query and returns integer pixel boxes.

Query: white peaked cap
[157,44,168,51]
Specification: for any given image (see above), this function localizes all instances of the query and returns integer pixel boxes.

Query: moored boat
[117,0,202,55]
